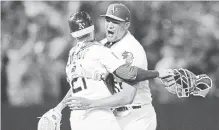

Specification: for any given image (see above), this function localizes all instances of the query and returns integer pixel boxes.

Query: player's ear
[124,22,130,29]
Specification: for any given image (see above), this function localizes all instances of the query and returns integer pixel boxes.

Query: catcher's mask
[174,68,197,98]
[162,68,212,98]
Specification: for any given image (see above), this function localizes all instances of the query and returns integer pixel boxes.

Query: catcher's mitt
[37,109,62,130]
[161,68,212,98]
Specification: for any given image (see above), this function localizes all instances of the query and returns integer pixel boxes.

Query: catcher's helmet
[173,68,197,98]
[68,11,94,38]
[161,68,212,98]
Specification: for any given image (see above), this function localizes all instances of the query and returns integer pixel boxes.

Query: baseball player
[101,4,158,130]
[50,11,173,130]
[66,3,158,130]
[64,11,123,130]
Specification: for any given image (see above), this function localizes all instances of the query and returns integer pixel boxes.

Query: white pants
[70,108,122,130]
[115,104,157,130]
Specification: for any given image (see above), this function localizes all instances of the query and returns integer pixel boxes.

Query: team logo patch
[52,115,57,120]
[122,51,134,65]
[79,22,86,30]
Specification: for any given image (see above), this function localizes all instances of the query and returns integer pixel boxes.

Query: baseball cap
[100,3,131,22]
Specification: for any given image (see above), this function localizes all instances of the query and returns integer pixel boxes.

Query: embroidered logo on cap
[110,5,118,14]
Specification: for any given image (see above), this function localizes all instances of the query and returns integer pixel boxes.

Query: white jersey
[66,42,123,130]
[66,42,125,100]
[101,31,152,105]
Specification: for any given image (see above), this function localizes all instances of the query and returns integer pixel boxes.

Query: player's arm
[98,47,172,84]
[53,88,72,112]
[113,64,166,84]
[66,82,136,109]
[90,82,136,108]
[80,66,162,109]
[66,67,165,110]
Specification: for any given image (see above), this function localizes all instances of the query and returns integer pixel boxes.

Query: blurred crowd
[1,1,219,106]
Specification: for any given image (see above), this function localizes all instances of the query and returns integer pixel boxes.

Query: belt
[115,105,142,112]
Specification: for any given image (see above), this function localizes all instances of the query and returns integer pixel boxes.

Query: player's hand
[157,69,174,78]
[65,97,92,110]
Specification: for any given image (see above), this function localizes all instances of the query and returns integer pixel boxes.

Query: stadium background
[1,1,219,130]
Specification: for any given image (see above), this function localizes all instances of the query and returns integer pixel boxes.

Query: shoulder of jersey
[85,41,104,48]
[100,38,108,45]
[80,41,105,53]
[100,38,112,46]
[93,41,103,46]
[69,46,76,56]
[125,33,143,50]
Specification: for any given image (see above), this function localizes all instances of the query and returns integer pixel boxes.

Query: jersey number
[71,77,87,93]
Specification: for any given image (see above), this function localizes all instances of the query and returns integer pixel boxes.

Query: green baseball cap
[100,3,131,22]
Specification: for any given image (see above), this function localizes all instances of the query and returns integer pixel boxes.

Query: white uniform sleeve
[98,47,125,73]
[131,45,148,70]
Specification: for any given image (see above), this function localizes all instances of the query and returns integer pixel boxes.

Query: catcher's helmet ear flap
[68,11,94,38]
